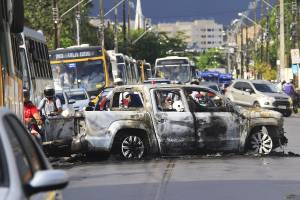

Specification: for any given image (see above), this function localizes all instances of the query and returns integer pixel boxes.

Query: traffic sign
[291,49,300,64]
[292,64,299,75]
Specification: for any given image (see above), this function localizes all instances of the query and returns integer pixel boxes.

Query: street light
[259,0,274,9]
[132,27,153,45]
[238,12,259,25]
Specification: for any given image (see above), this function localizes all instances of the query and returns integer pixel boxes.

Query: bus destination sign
[51,49,103,60]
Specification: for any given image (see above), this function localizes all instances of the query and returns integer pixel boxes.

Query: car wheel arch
[111,128,151,156]
[244,125,282,152]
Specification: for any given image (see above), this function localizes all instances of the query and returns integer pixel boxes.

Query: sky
[91,0,277,26]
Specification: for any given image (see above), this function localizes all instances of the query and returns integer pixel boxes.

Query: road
[62,115,300,200]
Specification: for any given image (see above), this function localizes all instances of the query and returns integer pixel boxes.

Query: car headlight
[262,97,275,105]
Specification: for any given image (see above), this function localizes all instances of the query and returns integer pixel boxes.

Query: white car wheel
[249,130,273,155]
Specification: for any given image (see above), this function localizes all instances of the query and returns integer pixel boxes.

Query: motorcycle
[27,119,44,145]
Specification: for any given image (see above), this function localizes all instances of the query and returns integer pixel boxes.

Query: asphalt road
[62,115,300,200]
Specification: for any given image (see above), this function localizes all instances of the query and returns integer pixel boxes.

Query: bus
[154,56,196,84]
[0,0,24,117]
[49,45,113,97]
[19,27,53,105]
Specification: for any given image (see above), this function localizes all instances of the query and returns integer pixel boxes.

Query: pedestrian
[283,79,295,97]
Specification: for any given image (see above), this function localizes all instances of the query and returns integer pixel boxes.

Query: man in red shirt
[23,89,43,138]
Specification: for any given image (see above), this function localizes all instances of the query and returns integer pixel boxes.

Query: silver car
[225,80,293,117]
[0,109,68,200]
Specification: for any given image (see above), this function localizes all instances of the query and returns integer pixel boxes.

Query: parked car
[56,88,89,111]
[60,84,287,159]
[225,80,293,117]
[0,109,68,200]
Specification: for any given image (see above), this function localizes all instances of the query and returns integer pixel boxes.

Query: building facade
[156,20,224,52]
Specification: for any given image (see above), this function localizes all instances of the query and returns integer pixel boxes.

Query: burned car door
[151,89,195,155]
[184,87,241,152]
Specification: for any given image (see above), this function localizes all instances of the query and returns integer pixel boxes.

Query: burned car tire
[253,102,260,108]
[282,110,292,117]
[247,129,273,155]
[114,133,148,160]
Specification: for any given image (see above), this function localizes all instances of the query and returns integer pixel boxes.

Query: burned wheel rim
[121,136,145,159]
[250,131,273,155]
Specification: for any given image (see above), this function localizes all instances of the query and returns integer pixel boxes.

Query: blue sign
[68,63,77,68]
[292,64,299,75]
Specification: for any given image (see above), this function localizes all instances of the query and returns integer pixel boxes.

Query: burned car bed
[45,84,288,159]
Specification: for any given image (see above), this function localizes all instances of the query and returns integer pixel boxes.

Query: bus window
[20,49,30,90]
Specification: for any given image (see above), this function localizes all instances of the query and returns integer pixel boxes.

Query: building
[156,20,224,52]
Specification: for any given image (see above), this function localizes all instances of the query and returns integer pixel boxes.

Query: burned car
[49,85,287,159]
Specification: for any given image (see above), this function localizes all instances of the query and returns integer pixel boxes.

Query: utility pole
[99,0,105,47]
[265,0,270,65]
[279,0,285,81]
[76,0,81,46]
[246,26,249,79]
[52,0,59,49]
[127,0,131,42]
[114,0,118,52]
[241,26,244,79]
[291,0,298,86]
[260,0,265,64]
[122,1,127,42]
[122,0,127,53]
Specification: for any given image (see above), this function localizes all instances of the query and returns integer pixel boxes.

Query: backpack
[40,97,58,115]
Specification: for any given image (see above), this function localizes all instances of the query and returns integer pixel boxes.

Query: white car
[56,88,90,111]
[0,109,69,200]
[225,80,293,117]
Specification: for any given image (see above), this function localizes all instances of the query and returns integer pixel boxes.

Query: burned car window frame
[184,87,227,113]
[111,90,145,111]
[152,88,188,113]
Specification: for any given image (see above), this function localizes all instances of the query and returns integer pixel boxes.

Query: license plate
[278,106,286,109]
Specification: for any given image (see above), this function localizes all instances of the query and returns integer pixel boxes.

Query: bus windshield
[156,65,190,83]
[51,59,105,91]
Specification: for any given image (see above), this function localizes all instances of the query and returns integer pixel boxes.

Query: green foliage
[255,62,277,80]
[195,48,226,70]
[116,30,188,64]
[24,0,98,50]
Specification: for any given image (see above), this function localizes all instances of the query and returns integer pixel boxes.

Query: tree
[116,30,188,64]
[24,0,98,49]
[195,48,226,70]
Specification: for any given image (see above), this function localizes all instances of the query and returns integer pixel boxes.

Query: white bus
[19,27,53,105]
[155,56,196,84]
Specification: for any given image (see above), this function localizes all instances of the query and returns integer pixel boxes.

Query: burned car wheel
[118,134,147,160]
[282,110,292,117]
[248,130,273,155]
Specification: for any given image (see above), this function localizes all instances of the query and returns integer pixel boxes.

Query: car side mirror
[26,170,69,196]
[68,99,76,104]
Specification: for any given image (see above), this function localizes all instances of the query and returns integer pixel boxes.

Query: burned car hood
[237,106,282,120]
